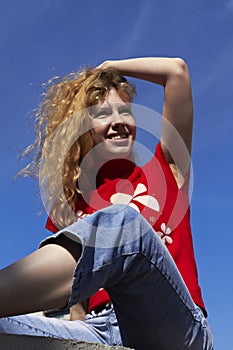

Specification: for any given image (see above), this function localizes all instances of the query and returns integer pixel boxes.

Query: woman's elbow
[172,57,190,79]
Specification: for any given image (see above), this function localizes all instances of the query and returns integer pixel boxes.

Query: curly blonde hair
[19,67,136,229]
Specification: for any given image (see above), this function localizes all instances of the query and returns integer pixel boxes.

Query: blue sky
[0,0,232,348]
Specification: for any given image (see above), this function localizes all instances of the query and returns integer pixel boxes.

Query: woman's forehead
[100,87,131,105]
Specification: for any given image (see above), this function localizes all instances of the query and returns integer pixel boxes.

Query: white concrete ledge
[0,334,134,350]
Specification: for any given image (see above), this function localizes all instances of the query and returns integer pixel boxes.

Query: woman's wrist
[97,60,118,72]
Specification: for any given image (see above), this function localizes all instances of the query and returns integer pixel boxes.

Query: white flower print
[110,183,160,213]
[157,223,173,244]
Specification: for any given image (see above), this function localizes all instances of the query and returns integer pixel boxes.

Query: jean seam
[140,252,203,323]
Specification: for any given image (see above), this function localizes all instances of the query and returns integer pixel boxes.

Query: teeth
[110,135,127,139]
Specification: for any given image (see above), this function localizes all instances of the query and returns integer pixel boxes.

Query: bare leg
[0,235,81,317]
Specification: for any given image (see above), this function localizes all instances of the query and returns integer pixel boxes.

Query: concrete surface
[0,334,134,350]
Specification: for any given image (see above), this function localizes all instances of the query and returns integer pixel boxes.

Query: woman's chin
[93,140,134,161]
[97,148,133,161]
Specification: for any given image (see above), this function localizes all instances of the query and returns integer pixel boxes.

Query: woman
[0,57,213,349]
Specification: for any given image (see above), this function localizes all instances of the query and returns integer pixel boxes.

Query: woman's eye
[120,108,132,116]
[94,110,109,118]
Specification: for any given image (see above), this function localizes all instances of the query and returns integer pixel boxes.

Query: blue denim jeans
[0,205,213,349]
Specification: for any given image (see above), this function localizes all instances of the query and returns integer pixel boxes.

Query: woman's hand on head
[96,60,112,70]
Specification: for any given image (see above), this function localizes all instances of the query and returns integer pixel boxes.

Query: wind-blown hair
[18,67,136,229]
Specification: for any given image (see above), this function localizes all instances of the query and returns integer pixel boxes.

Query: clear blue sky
[0,1,232,348]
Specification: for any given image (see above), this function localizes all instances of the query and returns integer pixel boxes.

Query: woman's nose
[111,111,125,125]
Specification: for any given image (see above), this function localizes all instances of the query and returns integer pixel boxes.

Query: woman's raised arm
[98,57,193,182]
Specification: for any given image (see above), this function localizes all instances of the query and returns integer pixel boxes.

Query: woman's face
[90,88,136,161]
